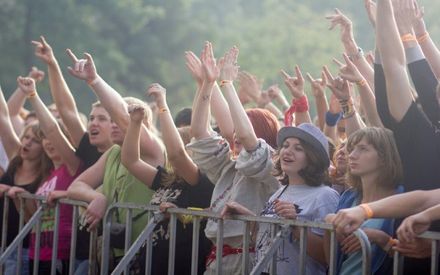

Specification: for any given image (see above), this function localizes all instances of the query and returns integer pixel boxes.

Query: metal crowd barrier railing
[3,192,439,275]
[102,203,372,275]
[0,193,98,275]
[392,230,440,275]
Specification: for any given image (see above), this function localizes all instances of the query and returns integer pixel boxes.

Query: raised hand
[16,76,36,96]
[280,65,305,98]
[267,85,281,100]
[66,49,98,83]
[397,212,431,243]
[412,0,426,36]
[257,91,271,108]
[128,104,146,123]
[218,46,239,81]
[28,66,45,83]
[184,51,203,85]
[393,0,420,35]
[146,83,167,108]
[326,8,354,43]
[306,71,327,98]
[31,36,56,65]
[364,0,377,28]
[238,71,262,102]
[323,66,351,101]
[333,54,364,83]
[200,41,220,83]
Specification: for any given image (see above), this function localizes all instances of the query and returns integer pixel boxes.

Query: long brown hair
[346,127,402,191]
[5,123,53,187]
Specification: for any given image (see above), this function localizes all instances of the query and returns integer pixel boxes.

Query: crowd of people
[0,0,440,274]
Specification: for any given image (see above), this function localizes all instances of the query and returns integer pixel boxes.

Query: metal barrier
[6,193,440,275]
[392,231,440,275]
[103,204,372,275]
[0,193,97,275]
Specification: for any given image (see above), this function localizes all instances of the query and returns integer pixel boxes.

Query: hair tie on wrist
[417,32,429,44]
[87,77,100,86]
[356,79,367,87]
[401,33,417,43]
[220,80,232,87]
[27,92,37,98]
[359,203,374,219]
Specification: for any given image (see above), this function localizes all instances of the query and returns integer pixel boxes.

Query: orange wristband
[220,80,232,87]
[401,33,416,43]
[87,77,100,86]
[359,203,374,219]
[159,107,168,114]
[356,79,367,87]
[417,32,429,44]
[27,92,37,98]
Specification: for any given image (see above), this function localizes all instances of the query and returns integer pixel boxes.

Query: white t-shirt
[256,184,340,275]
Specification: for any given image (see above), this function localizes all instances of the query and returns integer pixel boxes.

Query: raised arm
[147,83,199,185]
[17,77,80,175]
[336,54,383,127]
[306,71,329,130]
[0,86,21,160]
[219,46,260,150]
[120,105,157,187]
[32,37,86,147]
[66,50,164,166]
[281,66,312,125]
[413,9,440,79]
[184,51,234,143]
[327,8,374,91]
[376,0,414,122]
[323,66,363,137]
[7,67,44,134]
[190,42,218,140]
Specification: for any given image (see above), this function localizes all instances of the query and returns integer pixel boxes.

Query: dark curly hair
[273,138,329,186]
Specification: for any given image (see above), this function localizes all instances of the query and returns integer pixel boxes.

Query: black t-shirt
[393,103,440,192]
[0,172,40,248]
[149,166,213,275]
[75,133,103,169]
[74,132,104,259]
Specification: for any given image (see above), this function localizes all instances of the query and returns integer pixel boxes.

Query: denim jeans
[4,248,29,275]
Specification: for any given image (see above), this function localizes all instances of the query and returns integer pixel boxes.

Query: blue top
[336,186,404,275]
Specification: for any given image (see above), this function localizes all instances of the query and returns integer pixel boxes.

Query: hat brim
[277,127,330,167]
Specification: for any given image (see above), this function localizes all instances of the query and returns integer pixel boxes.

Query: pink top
[30,164,83,260]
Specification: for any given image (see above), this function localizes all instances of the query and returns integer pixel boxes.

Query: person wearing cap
[325,127,404,275]
[223,122,339,275]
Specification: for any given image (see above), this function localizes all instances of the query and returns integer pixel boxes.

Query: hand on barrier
[221,201,255,218]
[397,211,432,244]
[331,206,367,236]
[85,194,107,231]
[7,186,27,199]
[0,184,11,195]
[393,237,432,259]
[46,190,68,207]
[159,202,177,219]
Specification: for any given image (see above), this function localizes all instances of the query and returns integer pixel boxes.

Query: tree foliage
[0,0,438,117]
